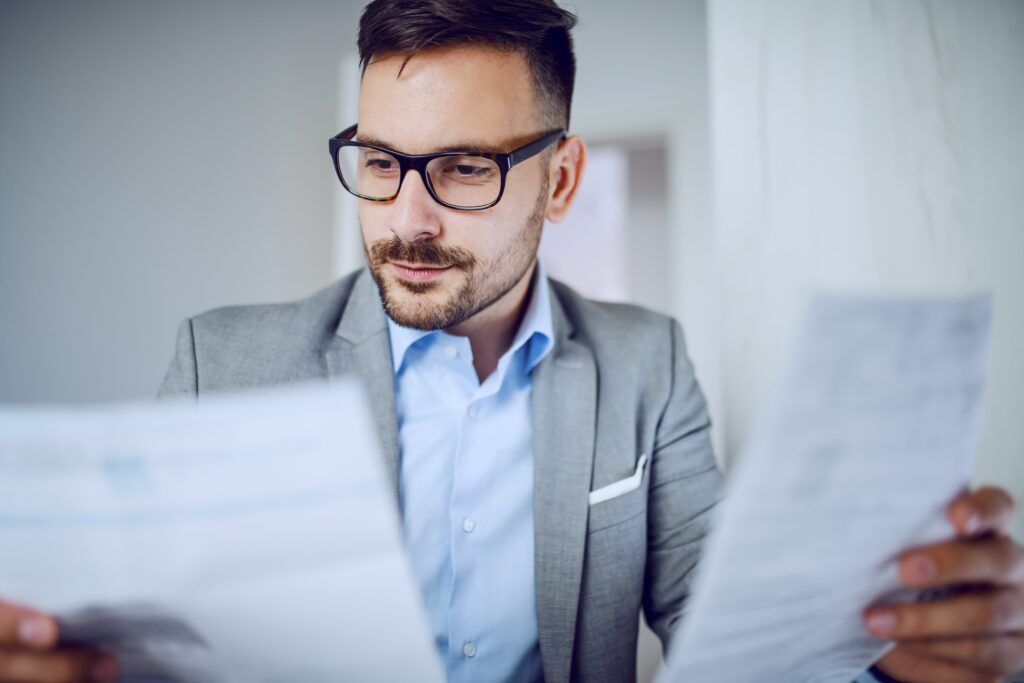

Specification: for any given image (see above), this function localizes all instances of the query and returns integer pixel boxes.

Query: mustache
[369,236,475,270]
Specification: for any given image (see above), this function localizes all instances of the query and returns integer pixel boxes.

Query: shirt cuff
[855,664,904,683]
[854,670,881,683]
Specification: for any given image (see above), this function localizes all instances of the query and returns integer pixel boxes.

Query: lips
[390,262,453,283]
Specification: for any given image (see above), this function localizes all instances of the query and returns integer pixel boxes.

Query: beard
[364,180,548,331]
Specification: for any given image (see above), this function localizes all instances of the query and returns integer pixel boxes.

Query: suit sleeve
[643,318,725,649]
[156,318,199,400]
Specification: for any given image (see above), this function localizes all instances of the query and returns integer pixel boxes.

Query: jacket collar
[324,267,595,683]
[532,279,596,683]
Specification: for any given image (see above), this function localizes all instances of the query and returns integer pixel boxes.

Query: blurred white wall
[0,0,363,403]
[707,0,1024,538]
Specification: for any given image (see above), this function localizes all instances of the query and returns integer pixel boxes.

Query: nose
[389,168,442,242]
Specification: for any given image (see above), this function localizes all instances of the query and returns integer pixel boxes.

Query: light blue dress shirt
[388,264,554,683]
[387,263,887,683]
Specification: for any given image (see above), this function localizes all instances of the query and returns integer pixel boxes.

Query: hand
[0,600,117,683]
[864,486,1024,683]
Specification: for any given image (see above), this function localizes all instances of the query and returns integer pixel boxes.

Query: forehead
[357,45,540,154]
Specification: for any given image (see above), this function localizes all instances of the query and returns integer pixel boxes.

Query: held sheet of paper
[658,293,993,683]
[0,382,444,683]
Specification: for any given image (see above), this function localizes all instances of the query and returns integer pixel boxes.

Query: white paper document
[658,293,993,683]
[0,382,444,683]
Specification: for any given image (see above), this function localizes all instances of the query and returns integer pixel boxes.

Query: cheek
[505,160,547,203]
[358,204,385,239]
[445,219,488,258]
[465,220,533,271]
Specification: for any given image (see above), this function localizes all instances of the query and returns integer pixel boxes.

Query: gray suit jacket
[158,268,724,683]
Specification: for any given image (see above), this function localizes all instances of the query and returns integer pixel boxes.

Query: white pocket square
[588,453,648,505]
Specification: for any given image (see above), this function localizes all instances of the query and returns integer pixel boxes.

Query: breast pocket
[587,453,648,533]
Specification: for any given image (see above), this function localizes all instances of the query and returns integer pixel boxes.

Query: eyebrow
[355,134,506,156]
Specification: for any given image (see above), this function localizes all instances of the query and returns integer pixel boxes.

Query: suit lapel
[323,270,402,505]
[323,270,598,681]
[533,288,597,683]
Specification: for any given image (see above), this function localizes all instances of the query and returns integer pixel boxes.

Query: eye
[358,149,398,174]
[454,164,485,176]
[365,157,395,171]
[439,157,497,180]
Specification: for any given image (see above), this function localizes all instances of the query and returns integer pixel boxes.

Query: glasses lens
[336,145,401,200]
[427,155,502,209]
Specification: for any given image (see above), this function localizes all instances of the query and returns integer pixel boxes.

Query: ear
[544,135,587,223]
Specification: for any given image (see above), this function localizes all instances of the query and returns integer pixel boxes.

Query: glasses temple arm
[506,130,567,167]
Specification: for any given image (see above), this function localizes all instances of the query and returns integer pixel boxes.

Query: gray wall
[1,1,362,403]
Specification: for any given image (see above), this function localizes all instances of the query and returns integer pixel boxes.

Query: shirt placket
[446,338,508,681]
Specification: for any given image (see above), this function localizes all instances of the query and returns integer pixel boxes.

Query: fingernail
[91,656,119,683]
[866,609,896,636]
[903,554,935,583]
[17,615,55,646]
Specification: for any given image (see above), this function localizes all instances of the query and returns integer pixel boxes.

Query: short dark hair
[357,0,578,128]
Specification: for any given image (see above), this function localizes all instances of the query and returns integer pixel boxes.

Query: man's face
[357,46,552,331]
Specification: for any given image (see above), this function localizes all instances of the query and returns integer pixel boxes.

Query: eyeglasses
[328,125,566,211]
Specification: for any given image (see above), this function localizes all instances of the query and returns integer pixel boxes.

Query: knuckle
[972,595,999,630]
[988,536,1015,575]
[1007,542,1024,583]
[927,545,953,579]
[896,603,926,635]
[987,591,1018,629]
[966,637,989,661]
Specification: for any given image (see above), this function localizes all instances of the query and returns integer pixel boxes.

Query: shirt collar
[386,260,554,374]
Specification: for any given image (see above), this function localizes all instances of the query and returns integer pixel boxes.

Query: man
[1,2,1022,682]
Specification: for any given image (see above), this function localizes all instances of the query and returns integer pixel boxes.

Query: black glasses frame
[328,124,566,211]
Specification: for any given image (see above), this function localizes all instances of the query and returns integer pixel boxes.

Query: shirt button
[462,641,477,658]
[462,517,475,533]
[467,404,479,419]
[443,346,458,359]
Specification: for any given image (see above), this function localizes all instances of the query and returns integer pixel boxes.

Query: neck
[448,261,537,382]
